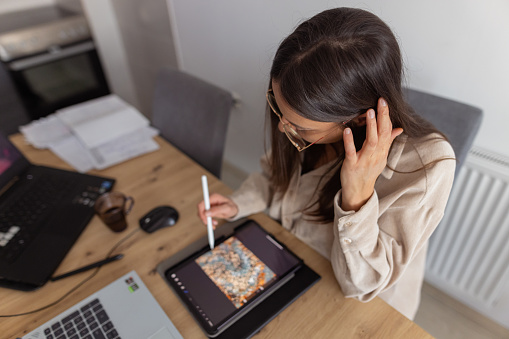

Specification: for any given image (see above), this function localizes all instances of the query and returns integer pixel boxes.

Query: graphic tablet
[164,219,302,337]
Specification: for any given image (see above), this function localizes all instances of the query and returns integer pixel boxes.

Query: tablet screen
[165,220,301,336]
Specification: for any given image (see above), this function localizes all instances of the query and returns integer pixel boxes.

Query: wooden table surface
[1,134,432,339]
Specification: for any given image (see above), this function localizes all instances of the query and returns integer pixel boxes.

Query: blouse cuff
[334,190,380,253]
[227,193,252,221]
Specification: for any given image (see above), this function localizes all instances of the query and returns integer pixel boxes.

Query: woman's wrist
[341,190,373,212]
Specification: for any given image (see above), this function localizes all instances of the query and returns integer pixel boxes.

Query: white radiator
[425,146,509,328]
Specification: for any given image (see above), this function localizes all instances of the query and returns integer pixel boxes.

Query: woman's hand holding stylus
[197,193,238,228]
[340,97,403,212]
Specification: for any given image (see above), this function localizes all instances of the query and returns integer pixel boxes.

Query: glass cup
[94,192,134,232]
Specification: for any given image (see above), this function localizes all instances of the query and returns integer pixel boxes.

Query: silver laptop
[22,270,183,339]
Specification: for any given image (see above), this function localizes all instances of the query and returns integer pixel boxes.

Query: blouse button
[345,222,352,227]
[343,238,352,245]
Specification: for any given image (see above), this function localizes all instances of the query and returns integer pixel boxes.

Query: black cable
[0,228,141,318]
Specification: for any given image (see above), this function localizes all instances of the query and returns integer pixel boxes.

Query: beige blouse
[229,133,456,320]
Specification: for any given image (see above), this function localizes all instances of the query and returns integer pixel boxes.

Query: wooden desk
[1,134,431,338]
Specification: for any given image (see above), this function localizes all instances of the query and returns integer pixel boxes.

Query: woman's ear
[350,112,368,127]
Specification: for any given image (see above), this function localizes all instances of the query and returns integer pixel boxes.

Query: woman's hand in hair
[197,193,239,229]
[340,98,403,212]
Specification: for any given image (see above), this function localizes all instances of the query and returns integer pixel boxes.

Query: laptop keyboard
[0,174,77,263]
[43,298,120,339]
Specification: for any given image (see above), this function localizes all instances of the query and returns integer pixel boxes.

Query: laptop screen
[0,134,22,175]
[0,133,29,192]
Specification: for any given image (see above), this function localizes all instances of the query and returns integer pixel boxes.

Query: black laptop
[0,132,115,291]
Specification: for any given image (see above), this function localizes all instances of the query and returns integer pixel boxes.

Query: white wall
[109,0,179,117]
[81,0,179,117]
[0,0,55,13]
[0,0,82,13]
[168,0,509,174]
[81,0,141,110]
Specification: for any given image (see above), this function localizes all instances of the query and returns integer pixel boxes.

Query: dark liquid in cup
[101,207,127,232]
[94,192,133,233]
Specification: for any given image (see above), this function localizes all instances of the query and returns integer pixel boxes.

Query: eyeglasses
[266,89,349,152]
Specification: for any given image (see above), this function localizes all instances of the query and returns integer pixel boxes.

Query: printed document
[20,94,159,172]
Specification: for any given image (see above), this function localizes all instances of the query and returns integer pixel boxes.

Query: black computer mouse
[139,205,179,233]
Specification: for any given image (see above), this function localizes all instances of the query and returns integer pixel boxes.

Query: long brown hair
[268,8,450,223]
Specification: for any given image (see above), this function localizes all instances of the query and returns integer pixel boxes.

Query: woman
[197,7,455,320]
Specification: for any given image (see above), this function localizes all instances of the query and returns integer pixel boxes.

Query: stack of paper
[20,94,160,172]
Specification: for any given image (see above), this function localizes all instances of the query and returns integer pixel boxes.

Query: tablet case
[157,218,321,339]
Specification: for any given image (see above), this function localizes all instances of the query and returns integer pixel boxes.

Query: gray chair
[152,68,233,178]
[404,88,483,174]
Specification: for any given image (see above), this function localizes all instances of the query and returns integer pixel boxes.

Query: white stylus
[201,175,215,250]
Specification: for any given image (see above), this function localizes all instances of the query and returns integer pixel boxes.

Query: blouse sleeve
[330,139,456,302]
[228,154,273,220]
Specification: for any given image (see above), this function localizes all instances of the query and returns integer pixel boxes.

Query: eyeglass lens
[267,92,309,149]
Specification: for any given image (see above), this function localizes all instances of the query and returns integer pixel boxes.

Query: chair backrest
[404,88,483,175]
[152,68,233,178]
